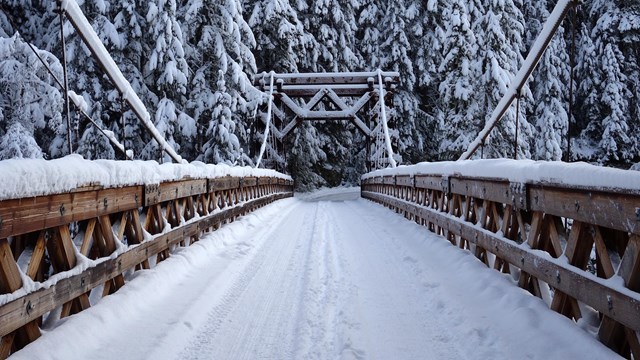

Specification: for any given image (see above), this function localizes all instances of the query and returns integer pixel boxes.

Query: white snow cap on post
[459,0,576,160]
[61,0,184,163]
[377,69,397,168]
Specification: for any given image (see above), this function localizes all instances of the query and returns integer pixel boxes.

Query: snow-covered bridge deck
[1,158,640,359]
[9,189,615,359]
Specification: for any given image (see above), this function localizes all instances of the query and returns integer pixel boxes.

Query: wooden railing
[361,167,640,358]
[0,173,293,357]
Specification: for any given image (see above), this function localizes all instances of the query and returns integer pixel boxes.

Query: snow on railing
[363,159,640,193]
[0,156,293,354]
[0,155,291,201]
[361,160,640,357]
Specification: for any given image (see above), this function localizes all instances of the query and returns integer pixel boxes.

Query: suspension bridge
[1,0,639,359]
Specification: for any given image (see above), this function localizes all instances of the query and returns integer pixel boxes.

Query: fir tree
[438,0,479,160]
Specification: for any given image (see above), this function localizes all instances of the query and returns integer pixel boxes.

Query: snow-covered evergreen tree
[141,97,181,162]
[473,0,533,159]
[524,0,570,161]
[574,0,638,164]
[181,0,257,164]
[296,0,361,72]
[0,34,63,160]
[245,0,306,73]
[200,71,240,164]
[437,0,479,159]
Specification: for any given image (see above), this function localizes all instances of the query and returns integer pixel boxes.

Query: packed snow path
[13,188,616,359]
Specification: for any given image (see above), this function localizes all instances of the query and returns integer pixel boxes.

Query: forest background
[0,0,638,190]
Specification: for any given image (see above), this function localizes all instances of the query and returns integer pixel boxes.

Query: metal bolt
[81,277,86,287]
[556,270,561,284]
[26,300,33,315]
[59,203,66,216]
[574,201,580,212]
[607,295,613,312]
[103,197,108,208]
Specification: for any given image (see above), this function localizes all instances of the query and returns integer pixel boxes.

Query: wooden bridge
[2,0,639,358]
[0,159,639,358]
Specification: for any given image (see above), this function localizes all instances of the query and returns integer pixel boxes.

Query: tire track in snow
[179,200,318,359]
[328,199,467,359]
[293,201,364,360]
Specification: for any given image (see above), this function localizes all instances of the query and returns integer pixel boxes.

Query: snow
[61,0,184,163]
[255,71,274,168]
[377,69,397,168]
[363,159,640,192]
[67,90,88,113]
[10,190,618,359]
[0,155,291,201]
[460,0,574,160]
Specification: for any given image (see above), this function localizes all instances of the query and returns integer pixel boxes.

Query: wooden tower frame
[252,71,400,172]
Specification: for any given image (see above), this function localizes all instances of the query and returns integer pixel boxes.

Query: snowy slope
[11,189,618,359]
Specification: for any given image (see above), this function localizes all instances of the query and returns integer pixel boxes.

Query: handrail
[361,163,640,358]
[0,168,293,357]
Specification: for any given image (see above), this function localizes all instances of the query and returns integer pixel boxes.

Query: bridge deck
[12,189,615,359]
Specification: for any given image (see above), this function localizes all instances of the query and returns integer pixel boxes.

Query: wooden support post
[26,232,46,280]
[97,216,125,293]
[1,239,41,350]
[0,333,15,359]
[80,219,97,256]
[550,221,592,320]
[599,235,640,357]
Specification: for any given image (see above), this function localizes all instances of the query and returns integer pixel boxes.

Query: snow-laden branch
[377,69,397,168]
[459,0,577,160]
[255,72,274,169]
[61,0,183,163]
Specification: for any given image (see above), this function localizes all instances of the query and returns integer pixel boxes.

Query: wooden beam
[0,239,40,348]
[0,186,142,239]
[361,191,640,331]
[599,235,640,354]
[0,192,293,338]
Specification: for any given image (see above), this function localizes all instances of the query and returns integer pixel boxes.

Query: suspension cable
[377,69,397,168]
[255,71,274,168]
[0,8,132,160]
[56,1,73,154]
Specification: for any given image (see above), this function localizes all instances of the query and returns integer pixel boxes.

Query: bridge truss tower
[251,71,400,173]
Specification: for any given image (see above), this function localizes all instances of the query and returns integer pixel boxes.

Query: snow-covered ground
[12,188,618,359]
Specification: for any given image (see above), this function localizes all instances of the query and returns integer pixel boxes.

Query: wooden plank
[0,192,292,338]
[529,185,640,235]
[97,216,124,292]
[0,239,40,347]
[80,219,97,256]
[256,72,399,86]
[395,175,413,187]
[0,332,15,359]
[361,191,640,331]
[594,226,615,279]
[448,177,511,206]
[209,177,241,192]
[144,179,208,206]
[26,232,45,280]
[599,235,640,353]
[0,186,142,239]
